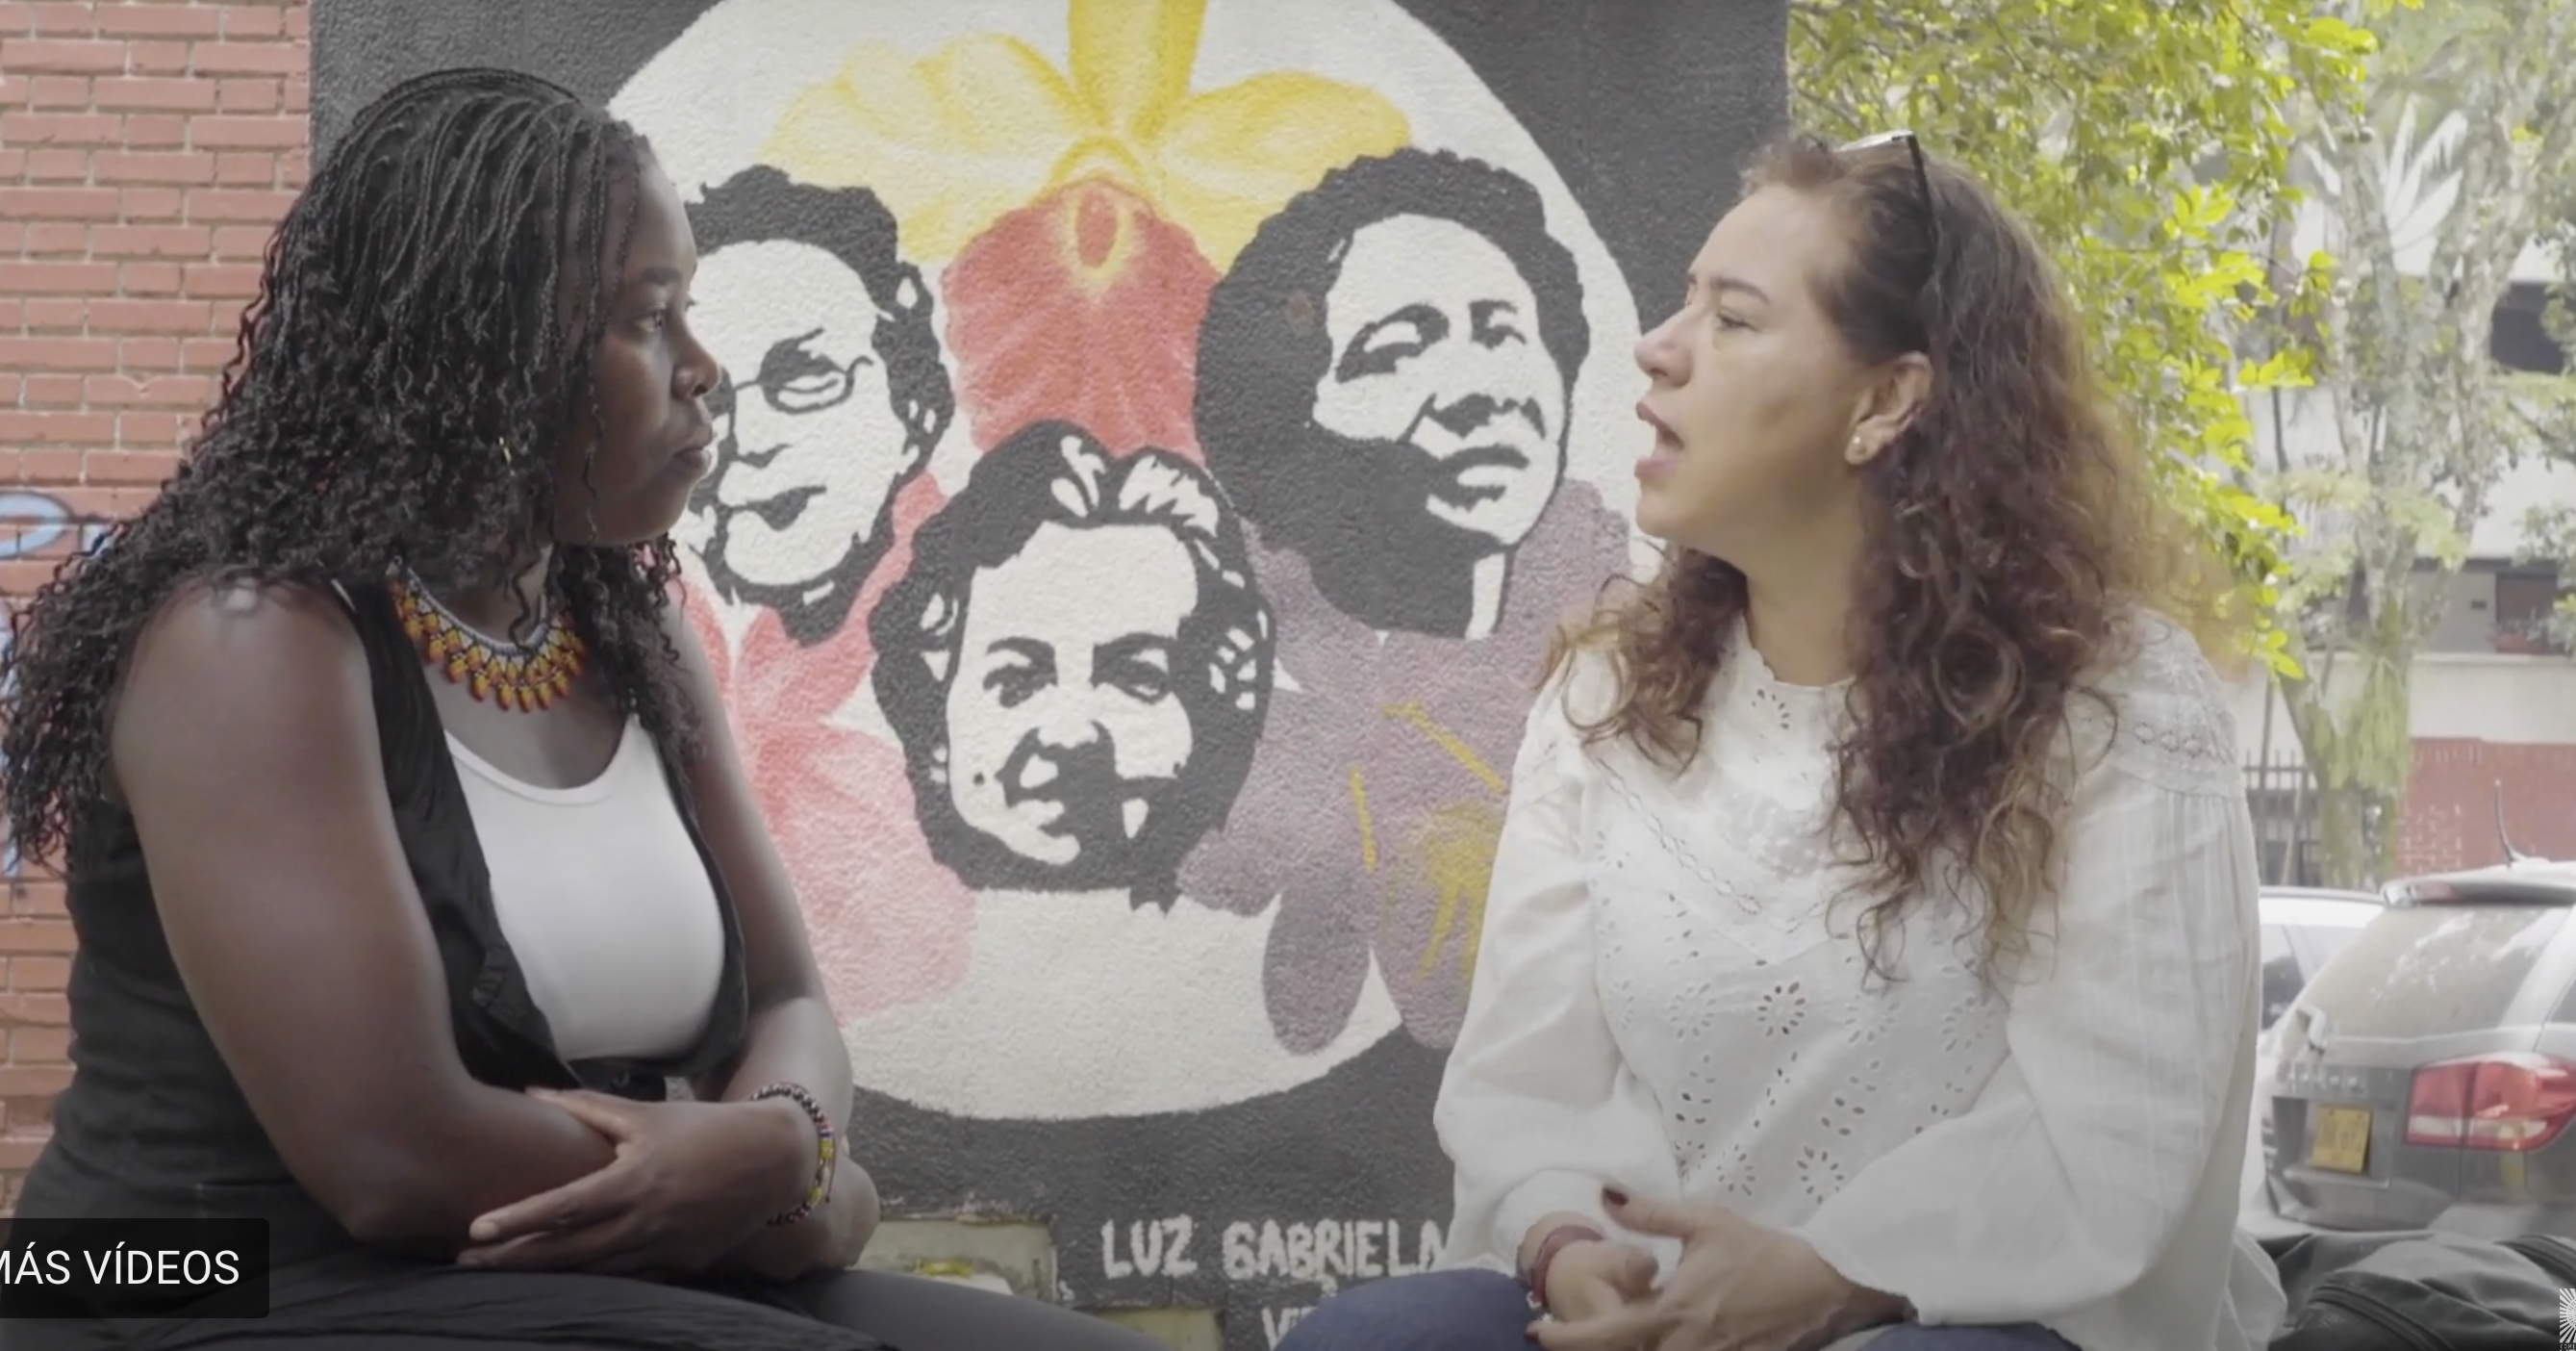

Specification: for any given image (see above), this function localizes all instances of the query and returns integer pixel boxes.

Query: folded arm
[661,604,878,1279]
[114,582,619,1256]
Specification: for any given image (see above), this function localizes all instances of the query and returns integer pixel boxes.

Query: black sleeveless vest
[16,580,754,1264]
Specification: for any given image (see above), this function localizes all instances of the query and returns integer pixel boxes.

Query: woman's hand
[1544,1236,1661,1327]
[1534,1189,1906,1351]
[453,1088,816,1278]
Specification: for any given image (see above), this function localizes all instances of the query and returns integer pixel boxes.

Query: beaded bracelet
[1522,1222,1604,1315]
[751,1082,837,1227]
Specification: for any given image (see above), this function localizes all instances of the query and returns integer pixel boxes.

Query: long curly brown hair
[1550,132,2238,981]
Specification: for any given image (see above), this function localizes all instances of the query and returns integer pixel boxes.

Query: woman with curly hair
[1275,133,2282,1351]
[0,67,1156,1351]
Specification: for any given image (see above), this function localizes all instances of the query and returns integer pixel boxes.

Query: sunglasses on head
[1839,129,1939,264]
[1838,130,1940,440]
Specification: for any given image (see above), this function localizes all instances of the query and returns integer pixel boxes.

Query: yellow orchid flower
[760,0,1410,268]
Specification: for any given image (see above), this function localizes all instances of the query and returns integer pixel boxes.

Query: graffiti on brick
[0,489,107,878]
[0,596,12,878]
[0,490,109,563]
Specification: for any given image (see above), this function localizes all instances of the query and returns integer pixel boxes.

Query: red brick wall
[2400,737,2576,878]
[0,0,309,1211]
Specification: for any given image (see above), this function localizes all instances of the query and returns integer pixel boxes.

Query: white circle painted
[614,0,1654,1117]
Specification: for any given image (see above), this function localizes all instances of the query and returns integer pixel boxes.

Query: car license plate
[2311,1105,2372,1174]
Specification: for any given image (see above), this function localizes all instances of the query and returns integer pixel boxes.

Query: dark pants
[15,1263,1163,1351]
[764,1268,1167,1351]
[1274,1269,2077,1351]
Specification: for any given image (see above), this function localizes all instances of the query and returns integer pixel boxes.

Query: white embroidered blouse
[1433,610,2286,1351]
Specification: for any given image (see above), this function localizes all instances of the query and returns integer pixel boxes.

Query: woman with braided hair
[0,67,1158,1351]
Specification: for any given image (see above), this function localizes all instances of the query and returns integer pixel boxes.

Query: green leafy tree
[2251,0,2576,885]
[2515,101,2576,644]
[1791,1,2383,680]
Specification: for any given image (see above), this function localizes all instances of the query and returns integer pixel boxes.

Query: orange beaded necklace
[391,568,586,712]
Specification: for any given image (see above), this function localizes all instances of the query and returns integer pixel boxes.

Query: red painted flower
[940,176,1216,460]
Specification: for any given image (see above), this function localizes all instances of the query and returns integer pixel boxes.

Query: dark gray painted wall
[313,0,1783,342]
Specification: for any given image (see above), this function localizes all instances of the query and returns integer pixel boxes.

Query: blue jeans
[1272,1269,2075,1351]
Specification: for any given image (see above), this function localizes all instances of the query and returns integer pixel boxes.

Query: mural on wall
[316,0,1780,1342]
[621,0,1653,1114]
[671,165,974,1022]
[608,3,1651,1334]
[618,0,1654,1337]
[870,423,1274,908]
[1181,145,1633,1055]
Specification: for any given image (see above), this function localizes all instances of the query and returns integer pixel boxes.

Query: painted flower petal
[941,177,1216,460]
[1151,72,1411,269]
[761,37,1090,262]
[1066,0,1203,140]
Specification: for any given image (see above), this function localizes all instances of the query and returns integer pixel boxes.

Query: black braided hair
[0,66,696,870]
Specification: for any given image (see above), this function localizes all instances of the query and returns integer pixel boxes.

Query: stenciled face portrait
[683,167,953,646]
[941,518,1201,869]
[1312,213,1567,550]
[1197,147,1590,640]
[871,421,1273,905]
[695,242,901,590]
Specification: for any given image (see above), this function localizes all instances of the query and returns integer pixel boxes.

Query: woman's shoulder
[2067,603,2244,798]
[1540,636,1624,726]
[118,574,376,750]
[1507,638,1623,787]
[133,574,369,677]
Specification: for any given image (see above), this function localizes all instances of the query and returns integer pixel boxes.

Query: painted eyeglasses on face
[709,331,874,421]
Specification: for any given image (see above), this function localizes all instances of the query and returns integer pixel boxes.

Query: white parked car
[2258,886,2386,1031]
[2243,885,2384,1233]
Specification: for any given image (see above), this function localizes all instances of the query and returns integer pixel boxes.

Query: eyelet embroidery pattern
[1939,987,1988,1054]
[1704,1137,1757,1198]
[1528,610,2239,1243]
[1756,981,1808,1037]
[1745,682,1795,735]
[1796,1144,1850,1203]
[2067,609,2245,798]
[1753,1056,1800,1126]
[2134,719,2227,765]
[1818,1068,1881,1140]
[1671,1084,1715,1169]
[1576,634,2015,1230]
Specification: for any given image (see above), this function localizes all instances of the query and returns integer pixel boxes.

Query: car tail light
[2405,1054,2576,1150]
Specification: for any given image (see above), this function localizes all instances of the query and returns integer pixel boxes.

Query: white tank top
[445,721,723,1062]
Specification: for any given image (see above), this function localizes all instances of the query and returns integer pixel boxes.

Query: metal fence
[2244,752,2326,887]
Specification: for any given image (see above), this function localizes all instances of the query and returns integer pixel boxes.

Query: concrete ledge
[854,1216,1056,1300]
[1097,1307,1223,1351]
[855,1219,1220,1348]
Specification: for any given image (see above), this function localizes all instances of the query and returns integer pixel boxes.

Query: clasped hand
[454,1087,811,1279]
[1533,1188,1903,1351]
